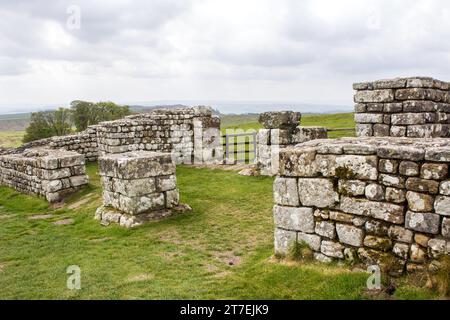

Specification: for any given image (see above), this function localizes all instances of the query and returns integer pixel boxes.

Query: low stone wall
[0,148,89,202]
[354,77,450,138]
[7,126,99,161]
[256,111,327,175]
[95,151,188,228]
[274,137,450,273]
[97,106,222,164]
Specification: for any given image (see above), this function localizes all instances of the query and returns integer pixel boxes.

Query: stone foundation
[0,148,89,202]
[96,150,189,228]
[354,77,450,138]
[274,137,450,273]
[256,111,327,176]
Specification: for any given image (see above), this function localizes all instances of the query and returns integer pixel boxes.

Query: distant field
[0,131,24,148]
[221,113,355,138]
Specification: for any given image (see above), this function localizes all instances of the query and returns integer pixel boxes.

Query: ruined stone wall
[7,126,99,161]
[96,151,188,228]
[0,148,89,202]
[97,106,222,164]
[274,137,450,274]
[256,111,327,176]
[354,77,450,138]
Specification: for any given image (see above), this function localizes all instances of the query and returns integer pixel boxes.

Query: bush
[23,108,72,143]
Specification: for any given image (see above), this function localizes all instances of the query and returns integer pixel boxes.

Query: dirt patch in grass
[28,214,54,220]
[67,195,98,210]
[53,218,75,226]
[0,262,7,272]
[0,214,16,220]
[127,273,154,282]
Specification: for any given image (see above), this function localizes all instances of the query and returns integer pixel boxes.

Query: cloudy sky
[1,0,450,113]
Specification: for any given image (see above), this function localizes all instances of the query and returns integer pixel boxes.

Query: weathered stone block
[379,174,405,188]
[391,113,426,125]
[354,113,384,124]
[321,241,344,258]
[274,228,296,255]
[365,220,389,236]
[355,124,373,137]
[315,221,336,239]
[428,239,447,258]
[406,191,434,212]
[440,180,450,195]
[379,159,398,174]
[420,163,448,180]
[406,178,440,194]
[388,225,413,243]
[410,243,427,263]
[385,187,406,203]
[365,183,385,201]
[336,224,364,246]
[393,243,409,259]
[442,218,450,238]
[399,161,419,176]
[405,211,440,234]
[316,154,378,180]
[340,196,404,224]
[279,147,318,177]
[298,232,321,251]
[258,111,301,129]
[434,196,450,216]
[273,177,300,206]
[297,178,339,208]
[354,90,395,103]
[364,235,392,252]
[338,180,366,196]
[273,205,314,233]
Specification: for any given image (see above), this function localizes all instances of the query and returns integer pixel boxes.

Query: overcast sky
[1,0,450,113]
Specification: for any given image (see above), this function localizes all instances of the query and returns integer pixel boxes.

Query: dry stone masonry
[256,111,327,175]
[274,137,450,273]
[95,151,189,228]
[97,106,222,164]
[0,148,89,202]
[354,77,450,138]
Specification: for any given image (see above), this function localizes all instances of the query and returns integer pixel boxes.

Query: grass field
[0,131,25,148]
[0,163,439,299]
[221,113,355,138]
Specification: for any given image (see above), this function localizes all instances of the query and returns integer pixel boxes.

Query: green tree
[23,108,72,143]
[70,100,131,131]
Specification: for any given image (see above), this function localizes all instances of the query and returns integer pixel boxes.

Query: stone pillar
[256,111,327,176]
[95,151,190,228]
[353,77,450,138]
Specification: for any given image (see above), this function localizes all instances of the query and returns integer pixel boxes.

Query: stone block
[316,154,378,180]
[274,228,297,255]
[399,161,419,176]
[406,178,440,194]
[340,196,404,224]
[297,232,322,251]
[388,226,413,243]
[315,221,336,239]
[273,177,300,206]
[405,211,440,234]
[434,196,450,216]
[354,90,395,103]
[297,178,339,208]
[420,163,448,180]
[258,111,301,129]
[273,205,314,233]
[406,191,434,212]
[320,241,344,258]
[336,224,364,246]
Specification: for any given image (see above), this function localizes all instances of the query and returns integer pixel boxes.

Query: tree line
[23,101,131,143]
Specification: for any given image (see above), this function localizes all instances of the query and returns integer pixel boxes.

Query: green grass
[0,163,439,299]
[0,131,25,148]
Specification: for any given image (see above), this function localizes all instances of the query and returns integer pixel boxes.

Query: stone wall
[5,126,99,161]
[95,151,189,228]
[97,106,222,164]
[354,77,450,138]
[274,137,450,274]
[0,148,89,202]
[256,111,327,176]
